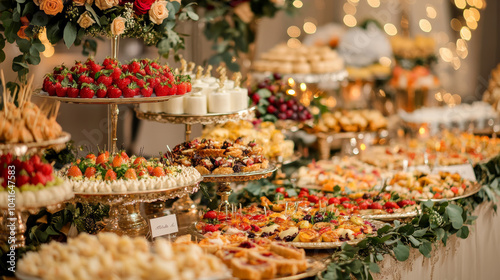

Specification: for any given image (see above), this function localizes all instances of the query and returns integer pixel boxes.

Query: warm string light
[339,0,484,71]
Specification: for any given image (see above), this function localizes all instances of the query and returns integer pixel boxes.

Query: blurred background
[2,0,499,155]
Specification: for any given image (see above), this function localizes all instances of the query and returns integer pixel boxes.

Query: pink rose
[133,0,155,15]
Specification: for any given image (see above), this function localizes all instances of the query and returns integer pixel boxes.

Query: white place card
[433,164,477,182]
[150,214,179,238]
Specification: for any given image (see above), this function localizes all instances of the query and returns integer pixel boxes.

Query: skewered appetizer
[18,233,230,280]
[202,120,295,160]
[388,171,475,200]
[0,154,73,208]
[63,151,201,193]
[41,58,192,99]
[196,206,377,245]
[168,138,270,175]
[293,158,390,192]
[0,75,63,144]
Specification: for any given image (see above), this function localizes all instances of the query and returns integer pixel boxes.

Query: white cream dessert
[208,77,232,113]
[184,93,207,115]
[229,72,248,111]
[162,97,184,114]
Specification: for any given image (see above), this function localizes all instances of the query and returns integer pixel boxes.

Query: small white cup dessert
[162,97,184,114]
[230,87,249,111]
[184,92,207,115]
[209,88,232,113]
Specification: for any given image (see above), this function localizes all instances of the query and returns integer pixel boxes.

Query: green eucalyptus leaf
[418,240,432,258]
[408,235,421,247]
[22,2,35,16]
[0,50,5,63]
[446,204,464,229]
[412,228,427,237]
[457,226,469,239]
[166,2,176,20]
[434,227,445,241]
[393,244,410,261]
[170,0,180,11]
[377,225,392,235]
[63,22,77,48]
[16,38,30,53]
[31,11,49,26]
[187,11,199,21]
[85,4,101,27]
[369,262,380,273]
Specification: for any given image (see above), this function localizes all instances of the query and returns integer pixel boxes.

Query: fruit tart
[0,154,73,208]
[63,151,201,193]
[167,138,270,175]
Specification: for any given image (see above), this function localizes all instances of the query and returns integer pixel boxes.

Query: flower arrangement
[185,0,296,71]
[0,0,198,79]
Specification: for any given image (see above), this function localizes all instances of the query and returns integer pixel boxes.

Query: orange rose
[40,0,64,16]
[17,26,29,40]
[149,1,169,25]
[110,16,126,36]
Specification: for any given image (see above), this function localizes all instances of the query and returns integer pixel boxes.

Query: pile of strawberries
[66,151,171,181]
[1,154,55,188]
[42,58,192,99]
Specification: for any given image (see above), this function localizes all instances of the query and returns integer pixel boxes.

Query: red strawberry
[123,82,140,98]
[165,72,174,81]
[80,84,95,99]
[203,211,217,220]
[167,83,177,95]
[128,75,139,83]
[151,62,160,70]
[46,82,57,96]
[140,86,153,97]
[103,57,117,67]
[78,75,94,84]
[144,65,152,75]
[120,151,129,161]
[111,67,122,80]
[30,155,41,166]
[77,66,88,74]
[176,82,187,95]
[124,168,137,180]
[151,166,165,177]
[39,164,53,176]
[43,76,53,91]
[96,83,107,98]
[186,82,192,92]
[137,168,148,177]
[121,64,129,73]
[133,157,146,165]
[204,224,220,233]
[89,63,103,75]
[55,84,68,97]
[154,83,168,96]
[129,61,141,73]
[104,169,117,181]
[97,73,113,87]
[96,153,109,167]
[67,165,83,177]
[147,77,159,89]
[84,167,96,178]
[21,162,35,174]
[67,86,80,98]
[16,174,30,187]
[85,153,97,163]
[116,76,131,90]
[138,69,146,76]
[54,74,65,82]
[112,155,125,168]
[107,85,122,98]
[136,79,145,88]
[30,172,47,186]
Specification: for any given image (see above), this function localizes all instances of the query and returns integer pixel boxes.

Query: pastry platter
[202,164,277,183]
[415,182,483,203]
[135,106,256,125]
[0,132,71,156]
[273,259,327,280]
[34,89,196,104]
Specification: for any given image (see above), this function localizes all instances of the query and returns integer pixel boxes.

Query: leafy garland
[0,0,198,79]
[184,0,296,71]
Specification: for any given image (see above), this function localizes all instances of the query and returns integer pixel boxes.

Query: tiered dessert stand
[34,36,202,238]
[134,105,275,224]
[0,136,72,248]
